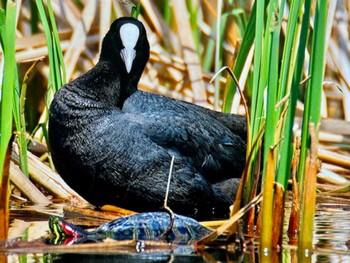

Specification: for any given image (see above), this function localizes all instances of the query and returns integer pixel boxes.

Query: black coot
[49,17,247,220]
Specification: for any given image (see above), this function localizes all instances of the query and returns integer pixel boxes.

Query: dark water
[1,200,350,263]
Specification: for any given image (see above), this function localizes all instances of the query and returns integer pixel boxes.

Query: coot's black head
[99,17,150,79]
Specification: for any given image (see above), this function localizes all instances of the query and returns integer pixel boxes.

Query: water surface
[1,197,349,262]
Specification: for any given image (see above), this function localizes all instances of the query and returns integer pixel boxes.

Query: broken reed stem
[260,148,275,250]
[299,123,318,250]
[287,137,301,245]
[271,183,284,248]
[244,148,261,235]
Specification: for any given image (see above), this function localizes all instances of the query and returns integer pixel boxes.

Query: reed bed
[0,0,349,253]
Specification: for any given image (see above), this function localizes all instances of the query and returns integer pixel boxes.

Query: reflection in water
[9,220,48,242]
[46,253,175,263]
[3,200,350,262]
[313,202,350,262]
[44,246,245,262]
[46,252,205,263]
[3,247,244,262]
[314,206,350,251]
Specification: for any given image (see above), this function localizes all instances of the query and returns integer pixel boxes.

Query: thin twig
[210,66,250,147]
[159,156,175,240]
[163,155,175,208]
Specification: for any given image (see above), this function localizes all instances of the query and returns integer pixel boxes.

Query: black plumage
[49,17,247,220]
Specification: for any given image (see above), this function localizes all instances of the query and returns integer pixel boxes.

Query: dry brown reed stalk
[172,0,208,106]
[299,124,318,249]
[11,144,87,204]
[271,183,284,247]
[287,137,300,245]
[318,148,350,170]
[63,1,97,80]
[9,162,51,205]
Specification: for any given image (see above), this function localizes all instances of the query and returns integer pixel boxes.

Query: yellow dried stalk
[11,144,87,203]
[9,162,51,205]
[318,148,350,169]
[172,0,208,105]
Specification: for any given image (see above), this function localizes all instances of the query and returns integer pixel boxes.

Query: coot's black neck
[70,62,120,108]
[72,60,139,109]
[94,59,140,108]
[119,67,140,104]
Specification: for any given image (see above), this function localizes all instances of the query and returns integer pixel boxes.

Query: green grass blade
[35,0,66,142]
[276,0,302,104]
[223,1,257,113]
[36,0,55,90]
[307,3,328,126]
[0,2,17,180]
[298,1,328,181]
[299,0,329,250]
[131,3,141,18]
[278,0,310,187]
[47,0,66,87]
[239,0,271,211]
[163,0,171,24]
[214,0,223,110]
[0,1,17,241]
[12,67,29,177]
[203,36,215,72]
[36,0,65,94]
[30,0,39,33]
[260,0,283,250]
[187,0,200,54]
[0,9,5,45]
[13,61,40,178]
[250,0,266,142]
